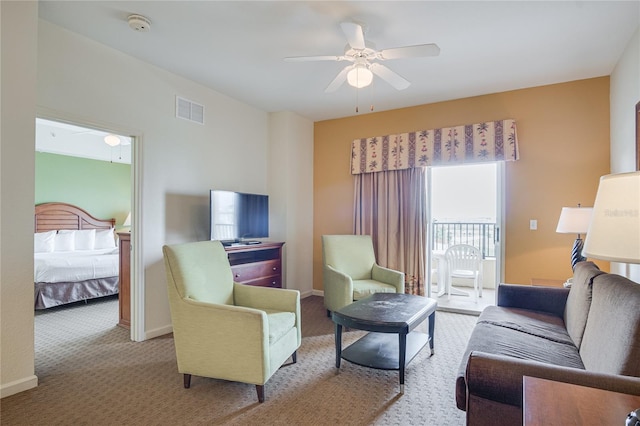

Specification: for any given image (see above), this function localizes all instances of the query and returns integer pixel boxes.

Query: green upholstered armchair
[163,240,301,403]
[322,235,405,315]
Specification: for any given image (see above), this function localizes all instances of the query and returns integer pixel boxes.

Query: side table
[523,376,640,426]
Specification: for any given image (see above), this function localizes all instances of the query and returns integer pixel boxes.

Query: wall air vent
[176,96,204,124]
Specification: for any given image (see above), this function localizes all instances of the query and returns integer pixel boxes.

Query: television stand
[224,242,284,288]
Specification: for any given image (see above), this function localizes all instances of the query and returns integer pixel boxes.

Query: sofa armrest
[465,351,640,409]
[497,283,569,316]
[372,263,405,293]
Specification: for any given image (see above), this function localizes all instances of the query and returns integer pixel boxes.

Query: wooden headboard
[35,203,115,233]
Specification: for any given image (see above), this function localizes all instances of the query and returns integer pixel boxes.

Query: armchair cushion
[353,280,398,300]
[265,310,296,343]
[323,234,376,280]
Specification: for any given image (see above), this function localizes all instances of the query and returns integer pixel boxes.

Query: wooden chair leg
[183,374,191,389]
[256,385,265,403]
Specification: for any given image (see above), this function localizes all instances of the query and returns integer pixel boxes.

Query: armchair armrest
[323,264,354,312]
[465,351,640,409]
[233,283,302,347]
[234,283,300,313]
[372,263,405,294]
[497,283,569,317]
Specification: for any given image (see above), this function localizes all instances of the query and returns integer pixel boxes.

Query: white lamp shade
[347,66,373,88]
[582,171,640,263]
[123,212,131,227]
[556,207,593,234]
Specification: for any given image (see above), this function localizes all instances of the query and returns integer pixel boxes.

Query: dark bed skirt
[35,277,119,310]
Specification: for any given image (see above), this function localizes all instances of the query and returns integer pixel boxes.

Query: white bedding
[34,248,119,283]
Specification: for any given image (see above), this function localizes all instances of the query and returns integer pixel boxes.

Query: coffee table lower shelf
[341,331,430,370]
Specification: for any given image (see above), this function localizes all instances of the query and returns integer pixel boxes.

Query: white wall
[268,112,314,296]
[0,1,39,398]
[609,27,640,281]
[1,6,313,397]
[37,19,276,339]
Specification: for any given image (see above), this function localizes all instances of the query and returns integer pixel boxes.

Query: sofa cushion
[456,319,584,410]
[478,306,574,346]
[564,261,604,348]
[579,273,640,377]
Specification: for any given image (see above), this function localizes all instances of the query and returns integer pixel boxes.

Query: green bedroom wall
[35,152,131,226]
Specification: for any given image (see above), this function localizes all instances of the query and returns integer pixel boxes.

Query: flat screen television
[209,190,269,243]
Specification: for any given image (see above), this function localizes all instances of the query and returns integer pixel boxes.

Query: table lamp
[556,204,593,270]
[123,212,131,228]
[582,171,640,264]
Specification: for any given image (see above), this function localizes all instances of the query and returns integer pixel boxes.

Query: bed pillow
[95,228,117,249]
[75,229,96,250]
[34,230,56,253]
[54,231,76,252]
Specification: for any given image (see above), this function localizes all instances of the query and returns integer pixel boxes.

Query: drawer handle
[272,281,276,286]
[235,274,240,278]
[272,267,277,271]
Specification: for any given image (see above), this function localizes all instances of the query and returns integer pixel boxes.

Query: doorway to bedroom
[34,117,134,341]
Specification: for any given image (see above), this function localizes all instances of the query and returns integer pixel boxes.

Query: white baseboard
[1,375,38,398]
[143,325,173,341]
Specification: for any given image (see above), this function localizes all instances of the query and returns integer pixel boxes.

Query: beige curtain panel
[351,119,519,174]
[353,167,428,296]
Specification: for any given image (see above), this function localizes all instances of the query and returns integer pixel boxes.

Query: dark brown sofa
[456,261,640,426]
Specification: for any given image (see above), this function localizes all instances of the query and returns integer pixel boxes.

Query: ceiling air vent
[176,96,204,125]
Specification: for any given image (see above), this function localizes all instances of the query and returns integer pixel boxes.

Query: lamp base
[571,237,586,271]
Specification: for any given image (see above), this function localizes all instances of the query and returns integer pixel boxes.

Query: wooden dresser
[224,242,284,288]
[117,232,131,329]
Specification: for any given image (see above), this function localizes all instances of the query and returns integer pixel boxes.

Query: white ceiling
[36,118,132,164]
[38,1,639,122]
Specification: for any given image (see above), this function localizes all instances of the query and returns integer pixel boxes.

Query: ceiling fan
[285,21,440,93]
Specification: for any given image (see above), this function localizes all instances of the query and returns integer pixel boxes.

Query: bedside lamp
[582,171,640,264]
[123,212,131,228]
[556,204,593,270]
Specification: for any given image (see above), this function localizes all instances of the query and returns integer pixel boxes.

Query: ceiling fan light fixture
[104,134,121,147]
[347,66,373,88]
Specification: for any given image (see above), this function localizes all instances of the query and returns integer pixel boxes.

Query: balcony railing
[431,222,496,258]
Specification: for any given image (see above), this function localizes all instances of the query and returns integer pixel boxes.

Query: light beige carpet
[1,295,477,425]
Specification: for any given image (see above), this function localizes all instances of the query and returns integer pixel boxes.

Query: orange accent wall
[313,77,610,291]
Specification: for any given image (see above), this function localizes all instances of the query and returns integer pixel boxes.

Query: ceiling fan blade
[340,22,365,50]
[370,63,410,90]
[378,43,441,60]
[324,66,351,93]
[284,55,345,62]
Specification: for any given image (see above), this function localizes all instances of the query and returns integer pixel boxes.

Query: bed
[34,202,119,310]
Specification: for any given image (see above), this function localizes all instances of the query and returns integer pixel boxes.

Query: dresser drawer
[231,259,281,283]
[243,275,282,288]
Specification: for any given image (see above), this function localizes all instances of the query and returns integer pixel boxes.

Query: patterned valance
[351,119,519,174]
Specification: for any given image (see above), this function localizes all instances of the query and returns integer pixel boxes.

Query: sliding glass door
[426,162,504,308]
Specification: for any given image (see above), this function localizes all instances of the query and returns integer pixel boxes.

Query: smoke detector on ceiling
[128,14,151,32]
